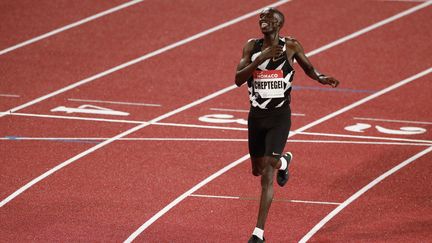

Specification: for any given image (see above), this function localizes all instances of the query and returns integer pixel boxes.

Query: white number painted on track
[51,104,129,116]
[199,114,247,125]
[375,125,426,135]
[344,123,371,133]
[344,123,426,135]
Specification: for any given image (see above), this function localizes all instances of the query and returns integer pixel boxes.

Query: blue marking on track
[4,136,100,144]
[292,85,376,93]
[5,136,18,140]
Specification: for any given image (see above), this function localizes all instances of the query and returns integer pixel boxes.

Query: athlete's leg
[248,115,266,176]
[251,155,281,176]
[253,110,292,236]
[250,156,266,176]
[255,156,277,229]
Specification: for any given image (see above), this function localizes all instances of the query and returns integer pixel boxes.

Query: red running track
[1,0,431,242]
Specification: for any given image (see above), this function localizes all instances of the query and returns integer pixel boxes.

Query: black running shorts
[248,106,291,158]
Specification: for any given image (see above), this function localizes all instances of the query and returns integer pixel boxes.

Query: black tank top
[247,37,295,115]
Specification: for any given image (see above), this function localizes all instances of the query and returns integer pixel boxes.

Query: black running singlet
[247,37,295,111]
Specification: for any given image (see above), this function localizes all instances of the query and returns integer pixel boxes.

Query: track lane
[0,140,247,241]
[141,144,427,242]
[306,152,432,242]
[305,75,432,141]
[0,0,275,111]
[14,0,425,121]
[0,0,128,50]
[130,1,427,238]
[0,116,134,199]
[1,0,430,241]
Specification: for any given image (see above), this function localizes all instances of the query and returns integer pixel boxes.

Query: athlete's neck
[263,31,280,46]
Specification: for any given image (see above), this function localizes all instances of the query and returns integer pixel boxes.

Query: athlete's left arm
[291,38,340,88]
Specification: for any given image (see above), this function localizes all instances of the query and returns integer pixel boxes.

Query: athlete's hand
[318,75,340,88]
[258,45,283,63]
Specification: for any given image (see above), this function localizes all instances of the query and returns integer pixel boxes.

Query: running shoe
[277,152,293,187]
[248,235,265,243]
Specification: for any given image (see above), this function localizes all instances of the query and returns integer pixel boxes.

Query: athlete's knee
[264,156,279,169]
[261,165,274,188]
[252,168,261,176]
[251,157,265,176]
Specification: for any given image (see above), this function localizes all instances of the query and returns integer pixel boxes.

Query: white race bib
[253,70,285,98]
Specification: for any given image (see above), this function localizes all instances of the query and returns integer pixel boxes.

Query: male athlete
[235,7,339,243]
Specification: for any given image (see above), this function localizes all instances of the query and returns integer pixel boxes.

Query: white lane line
[210,107,306,116]
[3,112,432,144]
[306,1,432,57]
[125,153,251,242]
[0,0,427,233]
[68,98,161,107]
[292,67,431,134]
[299,145,432,243]
[289,140,430,146]
[0,85,236,208]
[155,122,248,131]
[380,0,431,3]
[289,200,341,206]
[3,0,429,119]
[297,131,432,145]
[0,94,20,98]
[0,0,293,118]
[0,0,145,56]
[126,67,432,241]
[210,108,249,113]
[2,136,430,146]
[2,112,146,124]
[354,117,432,125]
[189,194,342,205]
[190,194,240,200]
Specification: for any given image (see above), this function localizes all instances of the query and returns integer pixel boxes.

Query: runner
[234,7,340,242]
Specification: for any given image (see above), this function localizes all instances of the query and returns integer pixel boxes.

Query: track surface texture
[1,0,431,242]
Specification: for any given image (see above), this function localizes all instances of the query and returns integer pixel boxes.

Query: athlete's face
[259,9,280,33]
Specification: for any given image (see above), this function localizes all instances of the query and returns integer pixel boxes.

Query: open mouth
[260,22,269,28]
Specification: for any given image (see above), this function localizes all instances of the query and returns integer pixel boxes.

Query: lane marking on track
[0,0,145,56]
[189,194,342,206]
[2,112,431,144]
[68,98,161,107]
[210,108,306,116]
[296,131,432,145]
[210,108,250,113]
[2,136,431,146]
[0,0,294,118]
[306,1,432,57]
[0,94,20,98]
[354,117,432,125]
[0,84,236,208]
[1,112,146,124]
[380,0,432,3]
[3,0,430,120]
[0,0,428,232]
[299,145,432,242]
[5,0,429,118]
[126,67,432,241]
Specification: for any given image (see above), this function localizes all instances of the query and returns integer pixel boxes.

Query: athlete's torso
[247,37,295,113]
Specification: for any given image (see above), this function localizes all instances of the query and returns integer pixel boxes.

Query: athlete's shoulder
[243,38,260,51]
[284,36,303,51]
[284,36,300,45]
[245,38,261,46]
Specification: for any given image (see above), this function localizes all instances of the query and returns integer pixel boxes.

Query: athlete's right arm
[235,40,256,87]
[234,39,283,87]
